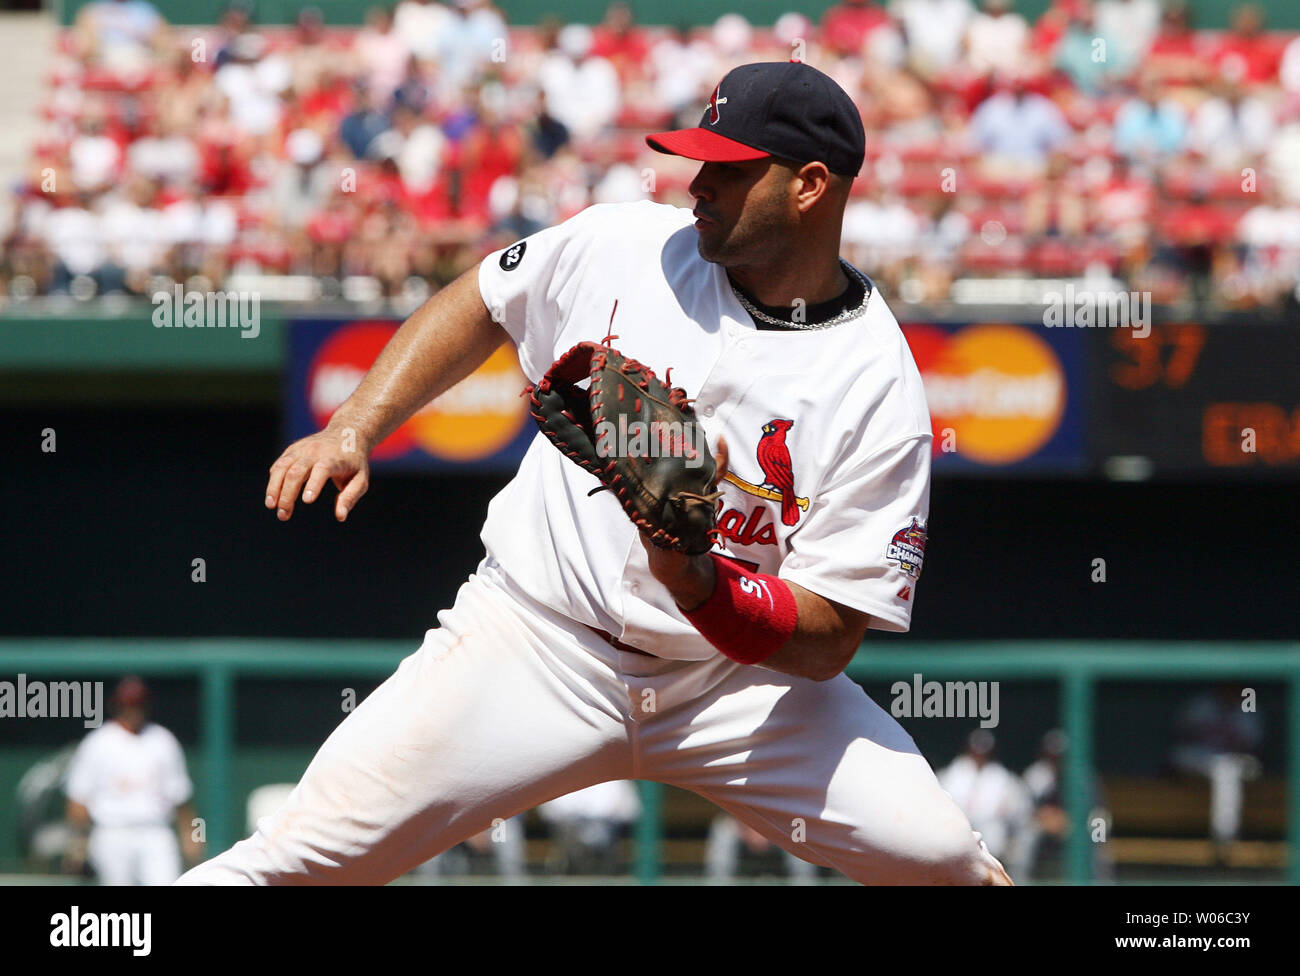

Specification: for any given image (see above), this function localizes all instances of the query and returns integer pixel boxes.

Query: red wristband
[680,555,798,665]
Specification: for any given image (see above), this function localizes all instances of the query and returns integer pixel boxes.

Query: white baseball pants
[90,824,182,886]
[177,561,1007,885]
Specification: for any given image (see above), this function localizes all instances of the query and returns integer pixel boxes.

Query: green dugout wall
[2,640,1296,884]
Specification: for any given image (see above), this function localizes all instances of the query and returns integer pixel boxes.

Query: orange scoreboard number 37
[1102,322,1300,473]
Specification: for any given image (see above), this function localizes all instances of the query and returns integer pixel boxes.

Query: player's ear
[794,161,834,213]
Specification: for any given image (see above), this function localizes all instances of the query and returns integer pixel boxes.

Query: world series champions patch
[886,517,927,580]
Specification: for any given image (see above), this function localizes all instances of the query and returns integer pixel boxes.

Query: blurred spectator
[821,0,891,58]
[213,33,285,137]
[1093,0,1160,76]
[1114,77,1188,160]
[526,90,571,160]
[706,814,816,884]
[394,0,455,63]
[74,0,167,74]
[538,24,620,140]
[843,191,925,277]
[1211,4,1283,88]
[374,103,449,194]
[1186,76,1276,170]
[1009,729,1112,882]
[539,780,640,875]
[1024,153,1085,238]
[649,25,717,126]
[890,0,974,78]
[458,92,525,220]
[1012,729,1067,879]
[1143,1,1210,86]
[1030,0,1084,61]
[38,192,122,295]
[592,2,650,80]
[1093,155,1155,255]
[127,116,200,186]
[965,0,1030,78]
[970,75,1070,169]
[268,128,334,229]
[1281,32,1300,94]
[213,2,256,72]
[98,175,174,293]
[711,13,754,59]
[68,103,124,194]
[340,79,392,159]
[392,54,435,114]
[1054,7,1123,94]
[937,730,1032,864]
[356,6,411,104]
[1238,176,1300,251]
[439,0,508,90]
[1236,178,1300,306]
[1151,181,1235,309]
[1267,101,1300,204]
[63,677,202,885]
[1171,684,1263,856]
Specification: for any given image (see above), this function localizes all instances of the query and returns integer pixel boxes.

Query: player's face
[688,158,798,268]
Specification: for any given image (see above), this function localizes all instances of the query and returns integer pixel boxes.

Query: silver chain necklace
[728,260,871,331]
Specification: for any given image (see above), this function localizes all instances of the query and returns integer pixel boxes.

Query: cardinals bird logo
[721,418,806,528]
[756,420,800,526]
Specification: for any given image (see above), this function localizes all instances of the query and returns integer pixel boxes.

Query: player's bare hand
[265,425,371,522]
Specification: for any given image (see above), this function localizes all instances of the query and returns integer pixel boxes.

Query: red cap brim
[644,127,771,163]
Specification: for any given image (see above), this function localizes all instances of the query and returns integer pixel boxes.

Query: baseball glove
[525,338,721,555]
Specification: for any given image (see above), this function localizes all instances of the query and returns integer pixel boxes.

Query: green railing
[2,640,1297,884]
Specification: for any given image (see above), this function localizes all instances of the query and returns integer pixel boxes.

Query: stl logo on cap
[707,84,728,125]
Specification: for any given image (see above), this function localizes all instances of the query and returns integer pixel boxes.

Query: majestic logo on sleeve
[706,84,728,125]
[887,518,927,580]
[716,419,808,548]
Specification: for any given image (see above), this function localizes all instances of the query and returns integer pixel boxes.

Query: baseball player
[65,677,202,885]
[179,60,1011,885]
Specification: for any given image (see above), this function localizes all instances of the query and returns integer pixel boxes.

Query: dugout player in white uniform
[66,677,201,885]
[180,61,1012,885]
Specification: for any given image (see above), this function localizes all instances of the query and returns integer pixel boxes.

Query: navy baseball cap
[646,61,866,177]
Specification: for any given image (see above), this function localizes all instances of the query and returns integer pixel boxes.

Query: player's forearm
[66,799,91,830]
[659,554,863,681]
[328,265,509,450]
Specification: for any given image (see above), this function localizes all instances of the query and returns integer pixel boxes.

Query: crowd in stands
[3,0,1300,310]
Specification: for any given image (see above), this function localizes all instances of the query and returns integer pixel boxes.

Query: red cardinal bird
[756,419,799,526]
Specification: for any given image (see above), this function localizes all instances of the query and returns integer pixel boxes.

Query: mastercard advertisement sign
[901,323,1085,471]
[288,318,535,470]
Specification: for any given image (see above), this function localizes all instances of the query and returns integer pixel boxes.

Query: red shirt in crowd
[821,0,891,57]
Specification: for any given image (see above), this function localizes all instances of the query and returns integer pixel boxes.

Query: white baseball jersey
[478,200,932,660]
[178,201,1008,887]
[65,720,192,827]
